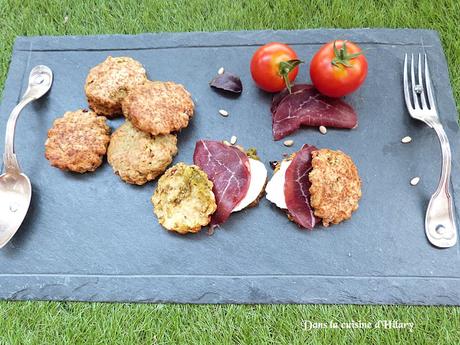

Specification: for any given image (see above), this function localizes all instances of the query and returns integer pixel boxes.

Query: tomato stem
[331,40,362,69]
[279,59,303,93]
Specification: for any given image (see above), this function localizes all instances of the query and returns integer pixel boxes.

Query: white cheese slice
[265,159,291,209]
[232,158,268,212]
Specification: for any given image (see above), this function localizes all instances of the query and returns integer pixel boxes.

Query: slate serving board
[1,29,459,304]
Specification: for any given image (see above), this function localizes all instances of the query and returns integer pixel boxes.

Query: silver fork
[403,53,457,248]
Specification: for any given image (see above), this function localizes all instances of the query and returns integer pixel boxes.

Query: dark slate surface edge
[13,28,440,51]
[1,275,459,305]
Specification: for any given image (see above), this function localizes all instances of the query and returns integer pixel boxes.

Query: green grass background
[0,0,459,344]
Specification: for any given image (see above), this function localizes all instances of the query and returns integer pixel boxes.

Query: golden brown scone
[84,56,147,117]
[45,109,110,173]
[152,163,217,234]
[122,80,194,135]
[309,149,361,227]
[107,121,177,185]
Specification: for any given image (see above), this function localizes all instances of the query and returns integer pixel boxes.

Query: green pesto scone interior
[151,163,217,234]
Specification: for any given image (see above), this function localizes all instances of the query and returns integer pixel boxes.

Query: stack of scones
[45,56,194,185]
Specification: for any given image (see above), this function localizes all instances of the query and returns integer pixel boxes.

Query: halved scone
[151,163,217,234]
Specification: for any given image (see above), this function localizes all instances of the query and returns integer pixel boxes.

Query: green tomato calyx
[279,59,303,93]
[331,40,362,69]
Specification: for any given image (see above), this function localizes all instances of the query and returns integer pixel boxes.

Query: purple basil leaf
[210,72,243,94]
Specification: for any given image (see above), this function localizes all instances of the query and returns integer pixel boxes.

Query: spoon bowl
[0,172,31,248]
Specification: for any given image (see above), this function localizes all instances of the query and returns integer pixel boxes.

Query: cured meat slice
[193,140,251,228]
[272,84,358,140]
[284,144,319,229]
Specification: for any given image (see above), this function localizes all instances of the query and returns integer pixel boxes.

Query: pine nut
[401,136,412,144]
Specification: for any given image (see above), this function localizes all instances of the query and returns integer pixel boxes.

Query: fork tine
[403,54,413,111]
[424,54,436,111]
[418,53,428,109]
[410,54,420,109]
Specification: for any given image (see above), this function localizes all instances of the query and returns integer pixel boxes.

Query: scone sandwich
[193,140,267,232]
[265,144,361,229]
[151,140,268,234]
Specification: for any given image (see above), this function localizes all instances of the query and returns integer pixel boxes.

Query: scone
[45,109,111,173]
[122,80,194,135]
[84,56,147,117]
[309,149,361,227]
[107,121,177,185]
[151,163,217,234]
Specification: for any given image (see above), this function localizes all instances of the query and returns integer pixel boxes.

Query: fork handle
[425,121,457,248]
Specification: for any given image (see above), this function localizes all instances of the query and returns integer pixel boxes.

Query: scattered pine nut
[284,140,294,147]
[219,109,229,117]
[319,126,327,135]
[230,135,237,145]
[410,177,420,186]
[218,67,225,75]
[401,136,412,144]
[222,140,231,146]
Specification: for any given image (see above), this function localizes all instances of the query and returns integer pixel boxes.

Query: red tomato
[250,42,301,93]
[310,40,368,97]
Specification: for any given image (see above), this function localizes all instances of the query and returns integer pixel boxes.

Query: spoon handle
[3,96,34,174]
[3,65,53,175]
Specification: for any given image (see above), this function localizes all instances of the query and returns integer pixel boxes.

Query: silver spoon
[0,65,53,248]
